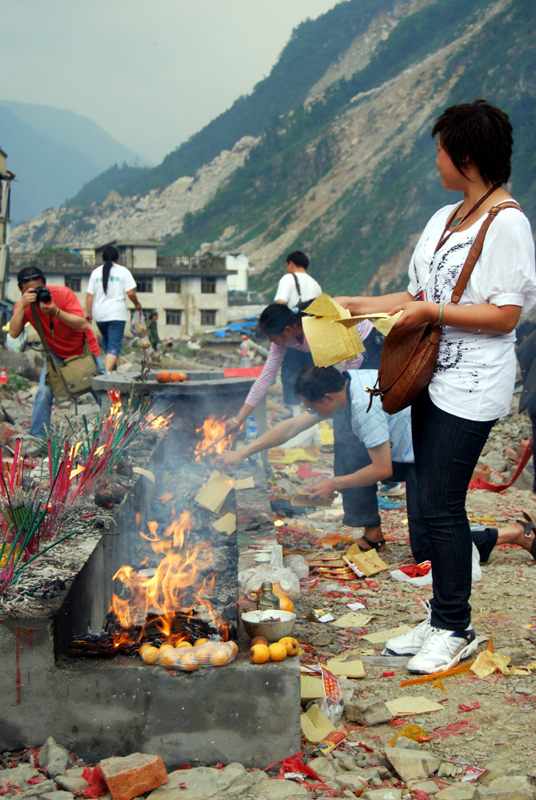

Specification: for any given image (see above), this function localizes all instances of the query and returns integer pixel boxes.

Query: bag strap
[450,201,522,305]
[30,305,93,359]
[30,305,55,356]
[291,272,302,300]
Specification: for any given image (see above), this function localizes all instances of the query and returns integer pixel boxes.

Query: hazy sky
[2,0,342,163]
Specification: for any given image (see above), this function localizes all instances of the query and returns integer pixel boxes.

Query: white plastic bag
[5,330,28,352]
[131,309,146,335]
[283,554,309,581]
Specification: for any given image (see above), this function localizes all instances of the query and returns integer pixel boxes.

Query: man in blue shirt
[217,364,425,555]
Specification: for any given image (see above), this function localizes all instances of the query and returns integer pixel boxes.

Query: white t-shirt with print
[87,263,137,322]
[274,272,322,308]
[408,202,536,421]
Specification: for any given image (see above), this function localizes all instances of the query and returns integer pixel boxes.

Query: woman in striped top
[225,304,374,432]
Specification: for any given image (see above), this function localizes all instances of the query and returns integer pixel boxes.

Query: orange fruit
[175,640,193,648]
[194,638,210,647]
[159,642,174,650]
[140,646,160,664]
[156,371,170,383]
[249,643,270,664]
[177,652,198,671]
[210,647,229,667]
[279,637,299,656]
[251,636,269,647]
[269,642,287,662]
[159,648,179,667]
[169,372,188,382]
[225,641,239,657]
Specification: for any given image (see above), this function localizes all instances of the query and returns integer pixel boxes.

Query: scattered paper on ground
[234,476,255,490]
[326,657,366,678]
[334,311,404,337]
[300,704,336,743]
[471,650,512,678]
[331,612,373,628]
[346,547,389,576]
[212,512,236,534]
[195,471,235,514]
[386,697,444,715]
[362,624,412,644]
[132,466,155,483]
[268,447,318,464]
[300,675,325,702]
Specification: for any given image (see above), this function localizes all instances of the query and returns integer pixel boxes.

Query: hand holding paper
[334,311,404,337]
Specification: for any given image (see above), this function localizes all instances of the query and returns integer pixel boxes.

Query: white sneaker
[382,604,431,656]
[407,626,478,674]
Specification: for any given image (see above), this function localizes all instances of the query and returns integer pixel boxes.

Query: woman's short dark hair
[294,365,346,403]
[432,99,513,186]
[286,251,309,270]
[259,303,306,335]
[17,266,46,289]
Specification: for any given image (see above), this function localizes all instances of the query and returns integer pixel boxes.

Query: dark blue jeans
[411,389,496,631]
[333,406,427,545]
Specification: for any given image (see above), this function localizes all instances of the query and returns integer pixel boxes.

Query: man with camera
[10,267,105,437]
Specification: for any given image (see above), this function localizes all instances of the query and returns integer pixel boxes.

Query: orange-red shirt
[17,285,100,359]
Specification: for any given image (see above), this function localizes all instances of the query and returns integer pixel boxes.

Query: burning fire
[194,415,232,460]
[145,413,174,430]
[110,509,228,646]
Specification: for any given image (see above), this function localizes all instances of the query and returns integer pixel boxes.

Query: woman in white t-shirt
[86,245,142,372]
[335,100,536,675]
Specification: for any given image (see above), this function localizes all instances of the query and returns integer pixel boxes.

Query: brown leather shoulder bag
[368,201,522,415]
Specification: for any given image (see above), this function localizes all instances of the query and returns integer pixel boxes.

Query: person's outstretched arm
[307,441,392,500]
[215,412,317,469]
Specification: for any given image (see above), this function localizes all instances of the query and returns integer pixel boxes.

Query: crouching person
[216,364,427,555]
[10,267,106,438]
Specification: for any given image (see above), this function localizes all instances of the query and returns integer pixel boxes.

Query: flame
[146,413,174,430]
[194,415,232,460]
[107,389,123,416]
[110,509,226,644]
[69,465,85,480]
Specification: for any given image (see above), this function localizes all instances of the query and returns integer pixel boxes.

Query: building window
[201,277,216,294]
[166,277,182,293]
[201,310,216,326]
[136,276,153,293]
[65,276,81,292]
[166,309,182,325]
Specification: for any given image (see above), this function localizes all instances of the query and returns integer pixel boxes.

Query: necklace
[424,183,501,285]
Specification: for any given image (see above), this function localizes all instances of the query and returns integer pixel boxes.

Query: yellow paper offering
[302,292,366,368]
[334,310,404,337]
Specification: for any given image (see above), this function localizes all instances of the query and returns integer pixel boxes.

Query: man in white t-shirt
[275,251,322,309]
[274,251,322,409]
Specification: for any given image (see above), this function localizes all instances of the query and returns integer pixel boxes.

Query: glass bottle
[257,581,280,612]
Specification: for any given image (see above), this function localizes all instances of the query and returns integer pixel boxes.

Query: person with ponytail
[86,245,142,372]
[225,302,374,433]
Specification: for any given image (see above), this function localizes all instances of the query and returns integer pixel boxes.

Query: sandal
[356,535,386,553]
[516,511,536,561]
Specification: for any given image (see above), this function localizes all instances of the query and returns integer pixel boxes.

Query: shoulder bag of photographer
[368,201,522,415]
[30,306,98,400]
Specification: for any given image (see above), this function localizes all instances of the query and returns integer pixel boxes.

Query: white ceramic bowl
[241,609,296,642]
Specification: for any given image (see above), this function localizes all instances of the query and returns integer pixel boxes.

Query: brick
[101,754,168,800]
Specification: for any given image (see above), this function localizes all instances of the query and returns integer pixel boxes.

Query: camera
[34,286,52,304]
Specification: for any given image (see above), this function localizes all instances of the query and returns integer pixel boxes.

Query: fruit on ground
[249,644,270,664]
[269,642,287,661]
[209,647,229,666]
[140,646,160,664]
[175,640,193,648]
[251,636,269,646]
[279,637,299,656]
[272,581,294,612]
[170,372,187,382]
[194,638,210,647]
[177,652,198,671]
[156,371,170,383]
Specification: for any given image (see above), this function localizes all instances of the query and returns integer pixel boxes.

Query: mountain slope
[0,100,142,171]
[0,101,145,223]
[0,105,100,224]
[10,0,536,302]
[67,0,415,206]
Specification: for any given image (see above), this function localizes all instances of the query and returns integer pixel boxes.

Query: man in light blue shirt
[217,364,426,555]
